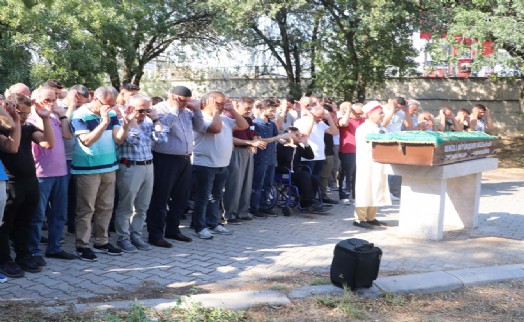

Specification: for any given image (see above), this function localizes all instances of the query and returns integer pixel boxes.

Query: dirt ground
[496,135,524,168]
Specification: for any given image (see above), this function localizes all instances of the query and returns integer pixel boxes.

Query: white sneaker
[195,228,213,239]
[341,198,353,205]
[210,225,233,235]
[390,193,400,201]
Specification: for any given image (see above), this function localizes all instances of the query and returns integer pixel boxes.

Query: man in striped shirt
[70,86,135,261]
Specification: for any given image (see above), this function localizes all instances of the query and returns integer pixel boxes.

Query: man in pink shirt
[337,102,365,205]
[28,86,77,263]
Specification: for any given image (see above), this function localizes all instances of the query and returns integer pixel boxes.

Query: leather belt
[119,158,153,166]
[171,154,192,159]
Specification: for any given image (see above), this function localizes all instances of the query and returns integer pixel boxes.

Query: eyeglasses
[136,109,152,114]
[17,110,30,116]
[96,98,115,108]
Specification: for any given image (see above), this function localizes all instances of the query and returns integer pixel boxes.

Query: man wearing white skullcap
[353,101,391,229]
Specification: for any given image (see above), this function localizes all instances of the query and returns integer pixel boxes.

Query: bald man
[6,83,31,98]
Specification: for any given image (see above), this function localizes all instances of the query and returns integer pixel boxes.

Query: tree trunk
[133,63,145,86]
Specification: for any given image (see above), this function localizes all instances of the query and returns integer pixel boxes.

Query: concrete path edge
[65,263,524,314]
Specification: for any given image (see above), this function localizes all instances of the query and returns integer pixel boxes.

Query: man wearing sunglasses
[114,94,166,252]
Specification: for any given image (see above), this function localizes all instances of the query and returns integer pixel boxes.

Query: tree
[313,0,419,102]
[1,0,213,90]
[445,0,524,111]
[209,0,317,98]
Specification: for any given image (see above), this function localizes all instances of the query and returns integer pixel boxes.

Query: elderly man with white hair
[353,101,391,229]
[113,94,167,252]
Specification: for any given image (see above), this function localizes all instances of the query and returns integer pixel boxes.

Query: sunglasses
[137,109,152,114]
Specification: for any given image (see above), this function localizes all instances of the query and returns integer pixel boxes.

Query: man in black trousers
[146,86,205,248]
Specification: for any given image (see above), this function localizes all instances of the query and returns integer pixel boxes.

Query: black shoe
[353,221,375,229]
[149,238,174,248]
[226,218,242,225]
[239,215,254,221]
[0,261,25,278]
[76,247,97,261]
[367,219,388,227]
[93,243,123,255]
[322,197,339,205]
[164,233,192,243]
[32,255,47,267]
[40,236,48,245]
[251,210,268,219]
[310,204,330,213]
[15,256,43,273]
[260,208,278,217]
[45,250,78,260]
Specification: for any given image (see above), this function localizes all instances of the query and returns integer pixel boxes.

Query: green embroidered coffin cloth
[366,131,497,166]
[366,131,497,146]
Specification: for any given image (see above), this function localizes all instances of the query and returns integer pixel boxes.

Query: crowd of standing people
[0,80,494,283]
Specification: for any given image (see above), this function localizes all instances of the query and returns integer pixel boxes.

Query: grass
[309,278,331,286]
[315,287,369,320]
[95,302,247,322]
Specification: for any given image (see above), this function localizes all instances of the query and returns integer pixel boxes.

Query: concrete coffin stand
[386,158,498,240]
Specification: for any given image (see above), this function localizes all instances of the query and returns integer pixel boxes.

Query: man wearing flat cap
[146,85,205,248]
[353,101,391,229]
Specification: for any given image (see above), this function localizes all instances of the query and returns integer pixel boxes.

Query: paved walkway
[1,168,523,307]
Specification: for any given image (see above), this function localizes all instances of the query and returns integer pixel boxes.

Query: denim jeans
[29,175,68,256]
[338,152,356,199]
[250,162,275,211]
[192,165,229,232]
[388,175,402,197]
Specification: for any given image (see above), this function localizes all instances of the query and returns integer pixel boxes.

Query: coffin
[367,131,497,166]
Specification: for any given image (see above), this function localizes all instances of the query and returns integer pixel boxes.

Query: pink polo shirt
[29,114,68,178]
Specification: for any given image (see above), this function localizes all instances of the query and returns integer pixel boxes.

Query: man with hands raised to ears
[191,91,249,239]
[70,86,135,261]
[114,94,167,253]
[27,87,77,266]
[0,92,54,277]
[146,85,205,248]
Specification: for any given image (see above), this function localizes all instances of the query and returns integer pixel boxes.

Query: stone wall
[162,78,523,136]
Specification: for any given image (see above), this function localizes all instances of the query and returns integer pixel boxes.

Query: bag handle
[354,243,374,251]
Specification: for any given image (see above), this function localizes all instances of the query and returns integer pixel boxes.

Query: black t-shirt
[0,123,38,179]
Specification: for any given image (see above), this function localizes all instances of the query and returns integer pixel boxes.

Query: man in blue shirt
[146,86,205,248]
[249,99,292,218]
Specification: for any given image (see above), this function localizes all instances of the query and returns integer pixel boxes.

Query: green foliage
[0,0,212,90]
[314,0,418,101]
